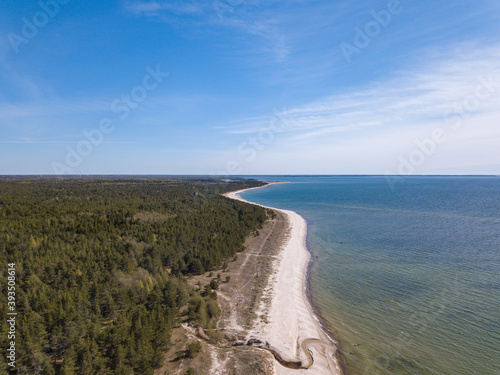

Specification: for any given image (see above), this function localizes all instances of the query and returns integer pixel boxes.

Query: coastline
[225,183,342,375]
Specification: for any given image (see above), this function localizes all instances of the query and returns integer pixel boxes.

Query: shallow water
[240,176,500,375]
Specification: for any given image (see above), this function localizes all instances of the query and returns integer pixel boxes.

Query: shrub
[209,279,219,290]
[185,342,202,359]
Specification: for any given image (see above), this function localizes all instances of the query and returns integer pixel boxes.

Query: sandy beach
[225,185,342,375]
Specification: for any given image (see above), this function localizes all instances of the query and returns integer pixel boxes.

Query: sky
[1,0,500,175]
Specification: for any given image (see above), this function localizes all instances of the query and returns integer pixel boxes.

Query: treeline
[0,178,267,374]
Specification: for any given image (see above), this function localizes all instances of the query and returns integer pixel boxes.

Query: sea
[239,176,500,375]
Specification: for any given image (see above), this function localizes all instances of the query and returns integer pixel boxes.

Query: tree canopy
[0,177,267,374]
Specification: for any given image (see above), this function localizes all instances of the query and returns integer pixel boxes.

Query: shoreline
[225,183,343,375]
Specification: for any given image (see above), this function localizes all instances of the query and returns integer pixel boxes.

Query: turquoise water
[240,176,500,375]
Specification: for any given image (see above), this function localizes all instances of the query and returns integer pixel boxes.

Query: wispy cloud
[222,17,290,63]
[125,1,204,16]
[0,140,134,144]
[219,43,500,146]
[0,98,110,121]
[124,0,290,64]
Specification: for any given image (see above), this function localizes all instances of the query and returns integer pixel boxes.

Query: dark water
[240,176,500,375]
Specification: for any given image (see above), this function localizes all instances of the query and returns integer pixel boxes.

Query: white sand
[225,185,342,375]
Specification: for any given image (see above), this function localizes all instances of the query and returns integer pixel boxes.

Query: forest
[0,177,268,374]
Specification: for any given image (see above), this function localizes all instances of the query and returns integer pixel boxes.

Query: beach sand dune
[225,188,342,375]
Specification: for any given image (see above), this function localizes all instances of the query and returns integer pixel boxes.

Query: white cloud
[124,0,290,64]
[125,1,204,16]
[0,140,133,144]
[0,98,110,122]
[215,44,500,174]
[225,44,500,138]
[223,17,290,63]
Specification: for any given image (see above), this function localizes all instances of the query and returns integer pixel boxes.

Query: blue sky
[1,0,500,175]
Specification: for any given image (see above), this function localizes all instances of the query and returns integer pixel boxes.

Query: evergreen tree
[0,177,267,374]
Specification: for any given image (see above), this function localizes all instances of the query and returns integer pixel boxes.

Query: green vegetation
[0,177,267,374]
[185,342,202,359]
